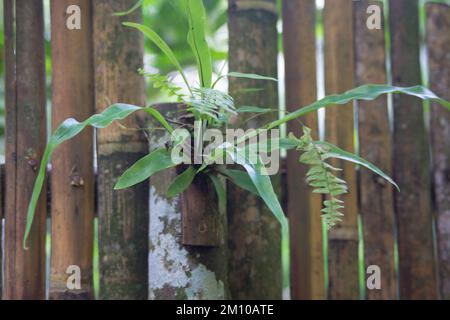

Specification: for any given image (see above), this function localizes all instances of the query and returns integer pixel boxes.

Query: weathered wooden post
[390,0,437,300]
[93,0,149,299]
[148,105,229,300]
[282,0,325,300]
[227,0,282,299]
[427,2,450,300]
[324,0,359,300]
[49,0,95,300]
[3,0,47,300]
[353,0,397,300]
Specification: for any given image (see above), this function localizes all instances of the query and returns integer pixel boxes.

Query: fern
[295,127,348,229]
[186,87,237,125]
[139,69,185,102]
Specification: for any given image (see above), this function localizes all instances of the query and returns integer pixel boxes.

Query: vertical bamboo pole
[323,0,359,300]
[389,0,437,300]
[49,0,95,300]
[227,0,282,299]
[3,0,47,300]
[93,0,149,299]
[282,0,325,300]
[427,2,450,300]
[354,0,397,300]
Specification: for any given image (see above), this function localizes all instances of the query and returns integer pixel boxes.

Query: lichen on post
[148,104,229,300]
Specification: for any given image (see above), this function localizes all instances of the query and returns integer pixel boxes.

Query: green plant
[24,0,450,247]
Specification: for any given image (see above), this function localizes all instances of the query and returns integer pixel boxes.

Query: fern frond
[139,69,185,102]
[296,127,348,229]
[186,87,237,125]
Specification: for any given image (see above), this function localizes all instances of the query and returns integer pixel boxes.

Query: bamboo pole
[390,0,438,300]
[227,0,282,299]
[282,0,325,300]
[3,0,47,300]
[49,0,95,300]
[93,0,149,299]
[426,2,450,300]
[324,0,359,300]
[354,0,397,300]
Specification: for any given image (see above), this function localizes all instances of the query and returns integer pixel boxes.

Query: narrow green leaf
[122,22,191,90]
[167,166,197,198]
[267,85,450,130]
[314,141,400,191]
[115,148,176,190]
[217,168,259,196]
[227,150,288,232]
[25,103,144,248]
[234,85,450,147]
[145,107,174,133]
[227,72,278,82]
[208,173,226,214]
[112,0,144,16]
[236,106,273,113]
[184,0,213,87]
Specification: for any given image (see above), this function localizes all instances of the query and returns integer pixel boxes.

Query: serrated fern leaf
[296,127,348,229]
[187,87,237,124]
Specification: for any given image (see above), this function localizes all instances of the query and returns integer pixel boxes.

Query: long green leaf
[208,173,226,214]
[115,148,176,190]
[227,150,288,232]
[314,141,400,191]
[145,107,174,133]
[217,168,259,196]
[112,0,145,16]
[25,103,143,248]
[235,85,450,146]
[267,85,450,130]
[227,72,278,82]
[167,166,197,198]
[236,106,273,113]
[123,22,191,91]
[184,0,213,87]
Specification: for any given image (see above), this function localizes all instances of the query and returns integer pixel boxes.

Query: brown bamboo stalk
[227,0,282,299]
[49,0,95,300]
[353,0,397,300]
[282,0,325,300]
[324,0,359,300]
[389,0,437,300]
[3,0,47,300]
[93,0,149,299]
[426,2,450,300]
